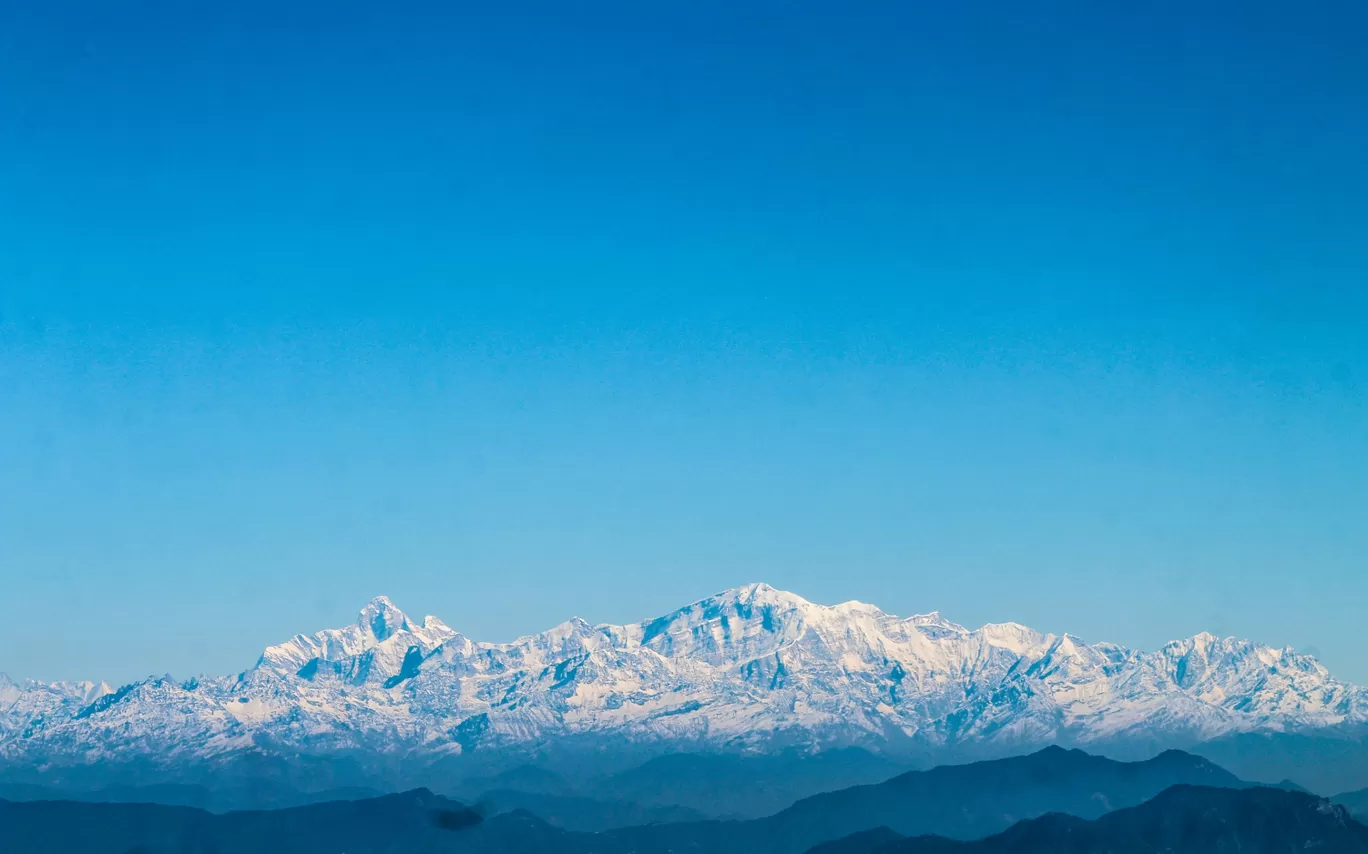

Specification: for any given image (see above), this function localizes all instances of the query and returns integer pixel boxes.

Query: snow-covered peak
[831,598,881,612]
[422,615,454,633]
[904,610,970,637]
[716,582,814,610]
[358,595,410,641]
[5,585,1364,771]
[256,596,459,680]
[620,584,815,665]
[64,680,116,704]
[978,621,1050,655]
[906,610,946,624]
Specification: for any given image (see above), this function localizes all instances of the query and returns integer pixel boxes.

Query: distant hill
[0,749,892,831]
[596,747,906,818]
[1337,787,1368,821]
[594,746,1247,854]
[0,789,491,854]
[450,763,579,799]
[1194,726,1368,795]
[6,762,1363,854]
[0,779,383,812]
[808,785,1368,853]
[475,788,705,831]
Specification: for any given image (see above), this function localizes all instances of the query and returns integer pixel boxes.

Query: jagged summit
[358,595,410,641]
[254,595,459,680]
[3,584,1364,771]
[697,582,816,612]
[735,581,806,602]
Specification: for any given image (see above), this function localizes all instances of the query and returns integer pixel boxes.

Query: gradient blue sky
[2,0,1365,685]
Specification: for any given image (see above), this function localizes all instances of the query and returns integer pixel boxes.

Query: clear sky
[1,0,1365,686]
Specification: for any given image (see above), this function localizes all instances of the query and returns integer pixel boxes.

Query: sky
[1,0,1365,686]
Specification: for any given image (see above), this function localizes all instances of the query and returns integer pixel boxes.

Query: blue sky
[2,0,1365,685]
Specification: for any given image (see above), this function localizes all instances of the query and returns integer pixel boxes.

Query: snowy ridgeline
[2,584,1364,765]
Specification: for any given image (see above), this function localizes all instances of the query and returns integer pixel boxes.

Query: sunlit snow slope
[2,585,1363,767]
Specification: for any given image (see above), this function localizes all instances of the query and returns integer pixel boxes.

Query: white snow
[3,584,1363,767]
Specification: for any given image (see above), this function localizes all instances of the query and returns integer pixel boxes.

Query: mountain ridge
[2,584,1365,781]
[591,745,1255,854]
[809,784,1368,854]
[5,758,1366,854]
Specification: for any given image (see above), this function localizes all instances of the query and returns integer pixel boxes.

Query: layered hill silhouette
[0,789,489,854]
[593,747,905,818]
[0,779,384,812]
[595,745,1246,854]
[6,747,1348,854]
[1193,726,1368,795]
[809,785,1368,853]
[474,788,705,832]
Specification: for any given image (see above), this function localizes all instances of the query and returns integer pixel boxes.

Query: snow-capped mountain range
[2,584,1364,771]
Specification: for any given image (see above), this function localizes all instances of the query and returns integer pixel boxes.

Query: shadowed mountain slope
[594,746,1247,854]
[810,784,1368,853]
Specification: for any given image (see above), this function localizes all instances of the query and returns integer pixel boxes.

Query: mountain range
[4,749,1366,854]
[591,746,1253,854]
[3,583,1366,795]
[808,784,1368,854]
